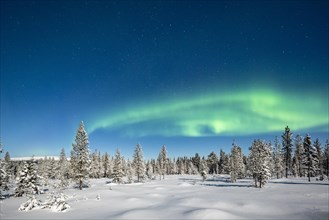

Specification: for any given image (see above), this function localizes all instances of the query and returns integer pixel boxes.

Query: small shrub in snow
[42,192,70,212]
[96,194,100,200]
[18,195,41,211]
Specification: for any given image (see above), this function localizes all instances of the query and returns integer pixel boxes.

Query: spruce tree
[323,140,329,177]
[294,134,304,177]
[158,145,168,180]
[71,121,91,190]
[273,136,284,179]
[15,160,42,197]
[313,138,323,176]
[282,126,293,178]
[249,140,272,188]
[102,152,111,178]
[133,144,146,182]
[229,141,245,182]
[112,150,125,184]
[126,161,134,184]
[0,144,10,198]
[302,134,319,182]
[207,151,218,174]
[58,148,69,189]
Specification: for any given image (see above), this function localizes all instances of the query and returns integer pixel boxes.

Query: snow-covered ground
[1,175,328,219]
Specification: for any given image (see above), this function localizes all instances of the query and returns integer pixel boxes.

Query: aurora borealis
[1,0,328,158]
[89,88,328,137]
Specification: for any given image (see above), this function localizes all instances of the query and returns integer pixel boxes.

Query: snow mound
[184,208,240,219]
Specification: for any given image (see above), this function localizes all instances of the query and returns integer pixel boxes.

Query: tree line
[1,123,328,199]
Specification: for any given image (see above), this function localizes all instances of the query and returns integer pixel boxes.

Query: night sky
[1,0,328,159]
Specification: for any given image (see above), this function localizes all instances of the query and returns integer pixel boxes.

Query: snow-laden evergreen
[132,144,146,182]
[301,134,319,182]
[207,151,218,174]
[18,195,41,211]
[229,141,245,182]
[313,138,323,176]
[102,152,111,178]
[324,140,329,177]
[294,134,304,177]
[282,126,293,178]
[157,145,168,180]
[126,161,134,183]
[112,149,125,184]
[249,139,272,188]
[42,192,70,212]
[200,160,208,181]
[273,136,284,179]
[71,121,91,190]
[15,160,42,197]
[58,148,69,189]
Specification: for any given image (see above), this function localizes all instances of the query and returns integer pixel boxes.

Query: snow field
[1,175,328,219]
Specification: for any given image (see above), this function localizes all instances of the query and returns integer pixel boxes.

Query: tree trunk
[79,179,82,190]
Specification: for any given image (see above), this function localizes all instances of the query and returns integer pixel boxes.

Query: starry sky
[1,0,328,159]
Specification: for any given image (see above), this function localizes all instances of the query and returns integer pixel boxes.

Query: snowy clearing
[1,175,328,219]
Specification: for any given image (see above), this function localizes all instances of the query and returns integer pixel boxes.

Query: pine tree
[146,161,154,179]
[273,136,284,179]
[313,138,323,176]
[126,161,134,184]
[90,150,102,178]
[102,152,111,178]
[294,134,304,177]
[15,160,42,197]
[0,144,10,198]
[58,148,69,189]
[301,134,319,182]
[249,140,272,188]
[71,121,91,190]
[323,140,329,177]
[282,126,293,178]
[133,144,146,182]
[191,153,201,172]
[200,160,208,181]
[4,151,10,162]
[112,150,125,184]
[229,141,245,182]
[158,145,168,180]
[207,151,218,174]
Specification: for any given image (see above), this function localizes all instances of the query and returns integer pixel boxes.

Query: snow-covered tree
[42,192,70,212]
[71,121,91,190]
[15,160,42,197]
[18,195,41,211]
[282,126,293,178]
[313,138,323,176]
[157,145,168,180]
[133,144,146,182]
[146,161,154,179]
[102,152,111,178]
[207,151,218,174]
[126,161,134,184]
[58,148,69,189]
[191,153,201,172]
[4,151,10,162]
[229,141,245,182]
[90,150,102,178]
[323,140,329,177]
[249,139,272,188]
[0,144,10,198]
[301,134,319,182]
[200,160,208,181]
[273,136,284,179]
[112,150,125,184]
[294,134,304,177]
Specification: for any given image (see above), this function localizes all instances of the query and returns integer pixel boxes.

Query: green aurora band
[89,88,328,137]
